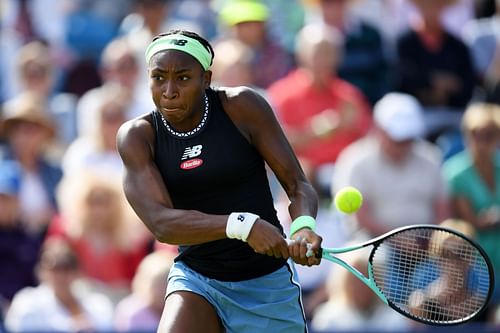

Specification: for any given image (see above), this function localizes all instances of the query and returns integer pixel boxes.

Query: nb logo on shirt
[181,145,203,160]
[180,145,204,170]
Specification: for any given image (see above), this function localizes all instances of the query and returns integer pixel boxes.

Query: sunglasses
[471,128,499,142]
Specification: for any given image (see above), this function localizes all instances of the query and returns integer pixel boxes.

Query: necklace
[159,94,209,138]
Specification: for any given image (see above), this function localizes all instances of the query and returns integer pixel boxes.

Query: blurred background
[1,0,500,332]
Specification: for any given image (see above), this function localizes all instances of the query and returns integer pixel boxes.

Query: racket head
[368,225,494,326]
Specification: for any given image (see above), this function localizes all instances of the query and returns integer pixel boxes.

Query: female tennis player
[116,30,322,333]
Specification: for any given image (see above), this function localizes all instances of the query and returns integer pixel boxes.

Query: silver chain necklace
[159,94,209,138]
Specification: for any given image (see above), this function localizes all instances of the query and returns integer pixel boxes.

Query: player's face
[148,50,211,132]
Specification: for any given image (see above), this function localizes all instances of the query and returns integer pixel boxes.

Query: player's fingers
[288,237,301,257]
[310,233,322,249]
[307,254,321,266]
[271,245,282,258]
[279,240,289,259]
[269,239,289,259]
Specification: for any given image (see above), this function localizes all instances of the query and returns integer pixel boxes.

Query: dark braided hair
[152,30,215,67]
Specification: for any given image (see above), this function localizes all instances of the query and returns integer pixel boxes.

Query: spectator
[310,245,411,331]
[268,23,372,197]
[332,92,449,238]
[0,92,62,235]
[0,0,68,102]
[0,161,44,315]
[261,0,306,53]
[210,38,256,89]
[168,0,219,41]
[218,0,294,89]
[76,37,151,138]
[114,250,175,332]
[442,102,500,313]
[119,0,178,104]
[395,0,477,140]
[407,218,489,324]
[48,170,153,304]
[11,40,78,146]
[61,0,126,97]
[120,0,175,50]
[462,0,500,80]
[308,0,393,105]
[4,238,114,332]
[349,0,476,53]
[214,0,307,54]
[62,84,127,177]
[463,0,500,105]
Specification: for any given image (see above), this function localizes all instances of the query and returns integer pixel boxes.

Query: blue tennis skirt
[166,259,308,333]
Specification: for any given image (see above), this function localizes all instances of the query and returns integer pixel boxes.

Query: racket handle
[287,239,319,258]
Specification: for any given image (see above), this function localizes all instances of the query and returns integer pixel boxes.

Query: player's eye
[151,74,164,81]
[179,75,190,81]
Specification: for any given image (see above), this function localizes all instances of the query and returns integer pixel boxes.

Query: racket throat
[323,252,388,305]
[368,262,388,304]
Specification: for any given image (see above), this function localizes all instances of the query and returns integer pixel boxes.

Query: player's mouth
[162,106,183,113]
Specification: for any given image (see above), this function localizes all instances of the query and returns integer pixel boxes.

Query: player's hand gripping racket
[297,224,494,325]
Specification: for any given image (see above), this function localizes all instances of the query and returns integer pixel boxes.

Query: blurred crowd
[2,0,500,331]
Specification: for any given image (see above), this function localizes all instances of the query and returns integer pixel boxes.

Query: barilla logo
[180,158,203,170]
[180,145,203,170]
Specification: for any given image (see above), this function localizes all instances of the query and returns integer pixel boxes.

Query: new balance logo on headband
[167,39,188,46]
[180,145,203,170]
[145,34,212,70]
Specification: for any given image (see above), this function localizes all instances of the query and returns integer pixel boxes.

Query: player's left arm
[222,87,322,264]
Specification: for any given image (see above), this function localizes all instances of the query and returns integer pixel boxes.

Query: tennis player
[116,29,322,333]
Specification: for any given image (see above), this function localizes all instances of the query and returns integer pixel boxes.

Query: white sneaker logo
[180,145,204,170]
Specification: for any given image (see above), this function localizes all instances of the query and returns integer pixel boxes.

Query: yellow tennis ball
[334,186,363,214]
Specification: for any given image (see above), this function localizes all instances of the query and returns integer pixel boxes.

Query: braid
[152,30,215,66]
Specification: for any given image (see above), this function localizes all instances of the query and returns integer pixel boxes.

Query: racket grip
[287,239,319,258]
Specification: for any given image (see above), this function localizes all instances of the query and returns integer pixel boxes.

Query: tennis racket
[297,224,494,325]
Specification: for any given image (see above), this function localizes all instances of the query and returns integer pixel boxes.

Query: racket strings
[370,229,490,324]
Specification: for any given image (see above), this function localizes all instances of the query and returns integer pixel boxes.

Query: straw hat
[1,92,56,138]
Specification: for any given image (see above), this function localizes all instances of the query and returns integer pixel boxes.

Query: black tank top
[152,88,285,281]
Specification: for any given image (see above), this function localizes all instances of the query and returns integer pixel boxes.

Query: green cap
[219,0,269,26]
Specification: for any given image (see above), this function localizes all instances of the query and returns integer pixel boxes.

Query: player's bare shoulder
[116,114,155,160]
[217,86,276,133]
[219,87,279,143]
[218,86,268,112]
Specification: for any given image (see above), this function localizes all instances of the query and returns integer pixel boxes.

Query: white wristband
[226,212,259,242]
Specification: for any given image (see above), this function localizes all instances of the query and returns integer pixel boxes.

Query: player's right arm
[116,117,227,245]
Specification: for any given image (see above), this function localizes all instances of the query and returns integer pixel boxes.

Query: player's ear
[203,70,212,89]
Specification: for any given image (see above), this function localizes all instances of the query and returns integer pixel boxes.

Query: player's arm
[222,87,322,263]
[116,117,227,245]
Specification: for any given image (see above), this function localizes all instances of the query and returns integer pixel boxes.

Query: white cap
[373,93,425,141]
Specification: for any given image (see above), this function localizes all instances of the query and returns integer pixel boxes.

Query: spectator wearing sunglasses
[4,238,114,332]
[443,102,500,316]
